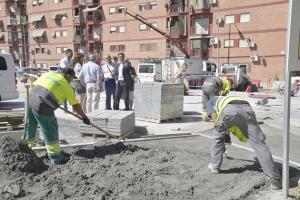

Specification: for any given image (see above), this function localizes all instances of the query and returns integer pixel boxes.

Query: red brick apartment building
[0,0,289,86]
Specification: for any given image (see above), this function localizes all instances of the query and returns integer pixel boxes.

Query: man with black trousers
[114,53,136,110]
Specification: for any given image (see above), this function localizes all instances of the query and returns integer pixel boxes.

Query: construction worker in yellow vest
[25,68,90,165]
[205,96,281,190]
[202,77,233,121]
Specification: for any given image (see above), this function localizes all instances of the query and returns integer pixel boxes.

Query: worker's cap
[61,67,77,79]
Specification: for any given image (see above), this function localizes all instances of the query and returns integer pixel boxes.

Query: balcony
[73,0,86,6]
[73,34,85,43]
[7,37,18,45]
[168,27,183,38]
[168,4,185,15]
[87,34,101,42]
[73,17,86,25]
[86,0,98,7]
[86,15,102,23]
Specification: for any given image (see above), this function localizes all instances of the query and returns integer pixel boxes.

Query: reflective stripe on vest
[46,143,61,155]
[215,96,248,143]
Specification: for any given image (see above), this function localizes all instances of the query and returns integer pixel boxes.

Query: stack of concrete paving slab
[134,82,184,122]
[80,110,135,138]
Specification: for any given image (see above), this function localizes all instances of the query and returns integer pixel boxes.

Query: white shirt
[118,62,124,81]
[60,57,71,68]
[74,63,82,77]
[102,63,115,79]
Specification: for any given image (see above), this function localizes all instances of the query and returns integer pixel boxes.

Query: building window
[32,0,38,6]
[110,45,125,52]
[225,15,235,24]
[54,0,63,3]
[74,8,80,16]
[35,48,40,54]
[140,43,157,51]
[56,47,62,53]
[119,26,126,33]
[118,6,126,13]
[109,7,116,14]
[192,18,209,35]
[150,2,157,9]
[224,39,234,48]
[62,30,68,37]
[55,31,61,37]
[139,24,147,31]
[0,56,7,70]
[239,39,249,48]
[110,26,116,33]
[61,14,67,20]
[139,3,146,11]
[191,39,209,57]
[240,13,250,23]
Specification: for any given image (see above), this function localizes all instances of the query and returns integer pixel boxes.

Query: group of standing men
[59,49,136,113]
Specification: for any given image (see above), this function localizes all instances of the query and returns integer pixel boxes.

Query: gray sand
[0,136,268,200]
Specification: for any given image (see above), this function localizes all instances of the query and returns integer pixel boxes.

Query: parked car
[0,53,19,101]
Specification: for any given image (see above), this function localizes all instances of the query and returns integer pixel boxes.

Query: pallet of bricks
[0,110,24,132]
[80,110,135,139]
[134,82,184,123]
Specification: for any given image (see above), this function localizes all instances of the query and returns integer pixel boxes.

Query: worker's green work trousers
[25,107,63,163]
[211,104,281,182]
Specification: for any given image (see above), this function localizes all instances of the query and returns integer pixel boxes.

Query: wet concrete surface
[2,136,293,200]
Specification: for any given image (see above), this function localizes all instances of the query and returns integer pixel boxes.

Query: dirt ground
[0,135,288,200]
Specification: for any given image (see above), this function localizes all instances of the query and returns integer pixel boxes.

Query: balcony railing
[87,15,101,23]
[86,0,98,6]
[7,37,18,45]
[73,17,86,25]
[73,0,86,5]
[191,26,209,35]
[88,34,101,42]
[169,5,184,14]
[73,34,85,43]
[169,27,182,37]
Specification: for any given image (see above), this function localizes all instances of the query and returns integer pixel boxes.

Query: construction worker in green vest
[202,77,233,121]
[205,95,281,190]
[25,67,90,165]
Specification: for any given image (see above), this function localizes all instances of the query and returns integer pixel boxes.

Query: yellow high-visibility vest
[215,96,248,142]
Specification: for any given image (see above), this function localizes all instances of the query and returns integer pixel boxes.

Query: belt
[86,81,96,83]
[228,100,249,105]
[105,78,114,80]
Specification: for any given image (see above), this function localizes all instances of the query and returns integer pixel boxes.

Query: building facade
[210,0,288,87]
[0,0,289,86]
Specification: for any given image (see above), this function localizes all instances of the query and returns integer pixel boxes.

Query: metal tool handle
[39,96,116,138]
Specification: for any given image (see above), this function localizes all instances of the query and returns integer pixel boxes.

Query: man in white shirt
[60,49,73,69]
[59,48,73,111]
[113,53,131,110]
[102,55,116,110]
[79,54,103,113]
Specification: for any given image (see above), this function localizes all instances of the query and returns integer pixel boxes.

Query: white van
[0,53,19,101]
[137,63,162,82]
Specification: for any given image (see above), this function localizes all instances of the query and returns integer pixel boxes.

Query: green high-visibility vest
[215,96,248,142]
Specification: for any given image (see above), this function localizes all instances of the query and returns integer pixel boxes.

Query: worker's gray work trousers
[202,83,220,111]
[211,104,281,181]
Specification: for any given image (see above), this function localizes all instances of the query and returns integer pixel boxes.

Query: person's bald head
[88,54,96,62]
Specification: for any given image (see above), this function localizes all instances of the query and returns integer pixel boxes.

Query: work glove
[82,117,91,125]
[224,133,232,145]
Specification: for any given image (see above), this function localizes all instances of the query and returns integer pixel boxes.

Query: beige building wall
[101,0,167,67]
[210,0,288,86]
[27,0,75,67]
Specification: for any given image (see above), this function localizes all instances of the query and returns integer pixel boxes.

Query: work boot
[51,155,70,165]
[208,163,220,174]
[270,179,282,190]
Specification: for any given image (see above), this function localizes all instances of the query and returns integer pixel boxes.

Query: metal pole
[216,3,220,76]
[23,84,30,140]
[283,0,293,197]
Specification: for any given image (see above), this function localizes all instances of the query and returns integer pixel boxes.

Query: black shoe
[51,155,70,165]
[270,179,282,190]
